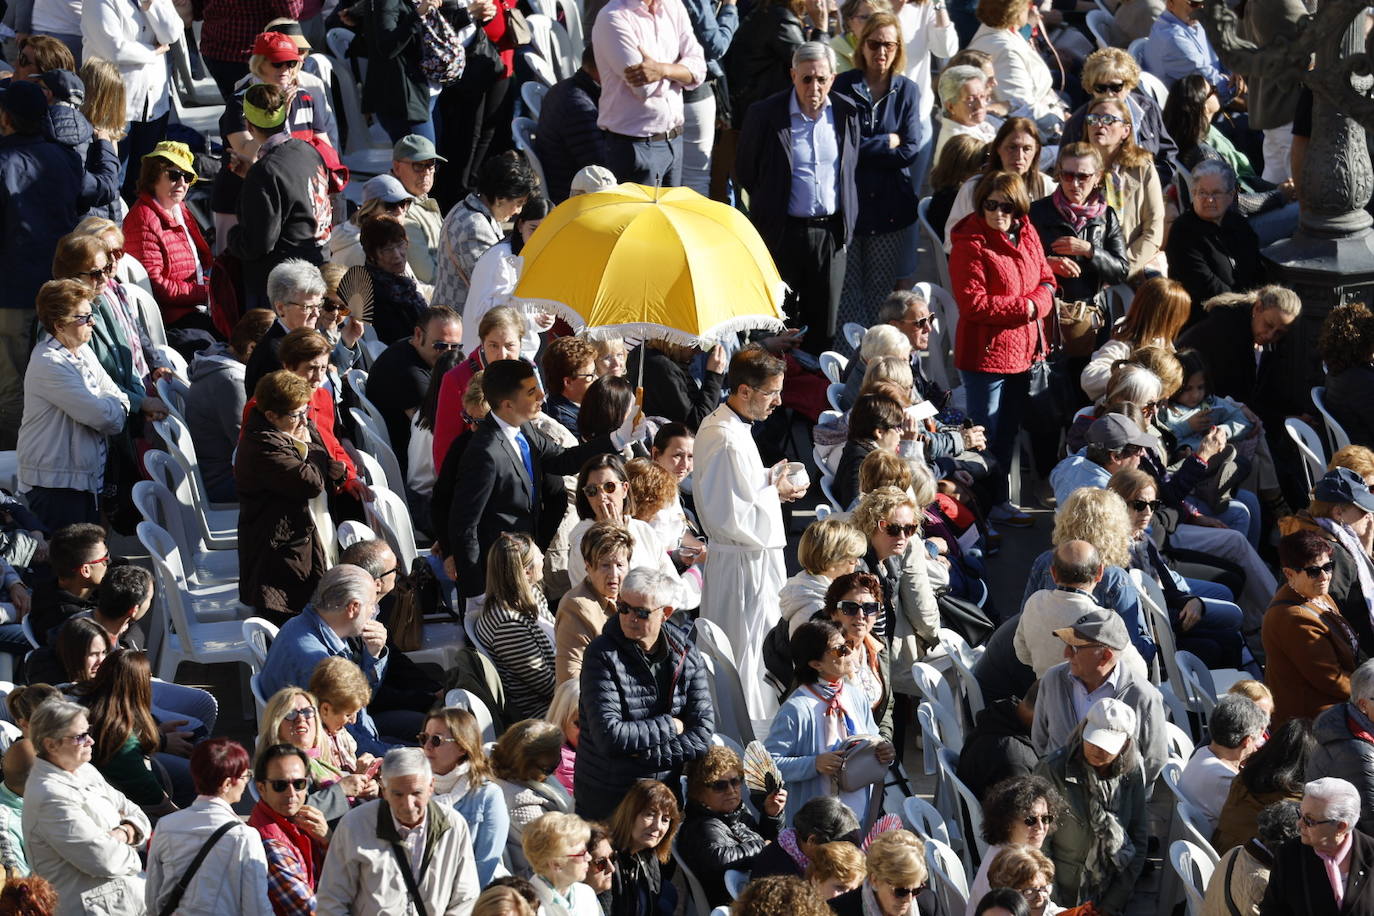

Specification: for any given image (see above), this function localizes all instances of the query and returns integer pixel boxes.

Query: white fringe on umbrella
[510,296,788,348]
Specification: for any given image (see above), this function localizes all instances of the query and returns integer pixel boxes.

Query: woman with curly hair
[980,846,1061,916]
[1319,301,1374,448]
[965,775,1063,910]
[1018,487,1155,665]
[732,875,834,916]
[1085,96,1165,279]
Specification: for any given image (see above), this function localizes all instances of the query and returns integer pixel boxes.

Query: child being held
[1161,349,1257,454]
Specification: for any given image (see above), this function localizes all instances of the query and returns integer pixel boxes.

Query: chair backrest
[250,671,268,721]
[365,484,420,563]
[693,617,758,745]
[925,837,970,916]
[818,351,848,385]
[132,477,199,556]
[1161,759,1193,806]
[143,450,217,553]
[1312,386,1352,451]
[1174,799,1221,864]
[355,450,389,490]
[672,841,716,916]
[939,631,986,718]
[525,13,556,64]
[1166,721,1194,763]
[1170,840,1215,916]
[548,18,577,79]
[511,116,550,190]
[916,700,945,775]
[443,688,497,743]
[1175,649,1219,713]
[344,369,391,447]
[555,0,584,48]
[155,375,190,424]
[137,521,201,660]
[241,617,280,670]
[724,869,748,900]
[826,382,845,413]
[842,322,866,352]
[152,414,217,518]
[815,504,833,521]
[902,796,951,845]
[156,345,190,381]
[1138,70,1169,108]
[1133,569,1194,705]
[521,80,548,119]
[1085,8,1113,48]
[916,197,953,290]
[912,282,960,393]
[20,616,37,650]
[337,520,378,548]
[819,474,842,512]
[1128,36,1149,65]
[936,746,988,866]
[1284,417,1327,492]
[350,408,408,497]
[909,662,963,752]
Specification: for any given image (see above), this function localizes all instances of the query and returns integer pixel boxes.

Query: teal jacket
[0,783,27,876]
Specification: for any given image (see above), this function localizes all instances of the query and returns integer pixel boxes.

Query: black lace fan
[336,265,375,324]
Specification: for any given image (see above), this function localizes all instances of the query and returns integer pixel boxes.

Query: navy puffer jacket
[574,615,714,820]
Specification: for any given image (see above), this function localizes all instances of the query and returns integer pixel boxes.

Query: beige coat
[1201,843,1271,916]
[1113,162,1166,278]
[554,578,616,684]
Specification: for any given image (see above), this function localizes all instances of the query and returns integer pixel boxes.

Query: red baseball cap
[252,31,301,63]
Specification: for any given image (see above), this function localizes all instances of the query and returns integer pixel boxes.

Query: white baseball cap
[1082,697,1137,756]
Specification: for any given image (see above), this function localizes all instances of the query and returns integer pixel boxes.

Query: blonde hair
[523,812,592,876]
[491,719,563,782]
[1052,488,1133,568]
[426,707,496,787]
[1331,445,1374,482]
[79,58,127,139]
[74,216,124,250]
[472,886,536,916]
[1130,345,1183,398]
[858,449,913,496]
[1088,97,1152,170]
[483,532,543,621]
[1080,47,1140,93]
[852,11,906,76]
[1203,285,1303,320]
[852,486,919,538]
[545,678,580,738]
[861,356,914,394]
[308,656,372,711]
[909,461,937,508]
[806,841,867,886]
[255,687,325,760]
[986,843,1056,887]
[1228,679,1274,706]
[865,830,927,887]
[798,518,868,575]
[464,370,488,417]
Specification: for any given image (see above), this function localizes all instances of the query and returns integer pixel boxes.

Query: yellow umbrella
[513,183,787,346]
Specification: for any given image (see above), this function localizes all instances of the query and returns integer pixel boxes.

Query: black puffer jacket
[1308,702,1374,836]
[678,800,783,907]
[1028,194,1130,304]
[574,615,714,820]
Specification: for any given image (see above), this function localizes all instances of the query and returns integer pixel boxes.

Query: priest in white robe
[694,346,807,719]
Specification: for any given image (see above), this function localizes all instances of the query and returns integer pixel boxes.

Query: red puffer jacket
[949,210,1056,375]
[122,193,211,327]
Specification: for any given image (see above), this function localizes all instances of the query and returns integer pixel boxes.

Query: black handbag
[934,589,995,647]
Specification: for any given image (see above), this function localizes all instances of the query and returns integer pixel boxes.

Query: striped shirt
[474,599,557,720]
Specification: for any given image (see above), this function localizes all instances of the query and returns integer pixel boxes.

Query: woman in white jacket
[17,279,129,530]
[967,0,1068,136]
[22,698,152,916]
[80,0,182,198]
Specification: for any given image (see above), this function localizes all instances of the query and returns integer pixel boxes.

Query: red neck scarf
[249,800,319,886]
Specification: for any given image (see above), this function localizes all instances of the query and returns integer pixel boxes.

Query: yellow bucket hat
[142,140,198,183]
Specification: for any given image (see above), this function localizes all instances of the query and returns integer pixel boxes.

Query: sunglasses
[981,199,1017,215]
[432,341,461,351]
[1093,81,1126,94]
[1060,171,1097,183]
[269,59,301,69]
[891,885,927,899]
[80,266,111,281]
[798,74,831,84]
[1300,813,1338,828]
[838,600,882,617]
[59,731,93,745]
[1023,813,1055,827]
[416,731,460,749]
[1298,561,1336,577]
[583,480,622,497]
[164,169,194,184]
[321,300,350,316]
[865,39,899,51]
[1085,113,1126,127]
[827,643,854,658]
[882,523,919,537]
[65,312,96,326]
[1128,498,1163,512]
[283,706,316,722]
[592,854,618,873]
[266,777,310,793]
[617,603,657,620]
[898,315,933,329]
[706,776,743,791]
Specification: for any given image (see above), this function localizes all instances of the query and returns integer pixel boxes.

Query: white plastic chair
[156,345,190,381]
[155,375,190,425]
[250,671,269,722]
[20,617,37,650]
[902,796,952,846]
[1162,759,1193,806]
[350,408,408,499]
[826,382,845,413]
[693,617,762,744]
[925,837,970,916]
[819,351,849,385]
[909,662,964,752]
[344,369,392,449]
[554,0,585,49]
[673,841,716,916]
[1170,840,1215,916]
[548,18,578,79]
[512,116,550,194]
[135,520,247,625]
[1128,36,1150,66]
[1176,649,1247,716]
[1284,417,1327,493]
[364,484,425,563]
[1166,721,1194,763]
[443,688,496,743]
[1312,386,1352,451]
[912,281,960,394]
[724,870,748,900]
[939,630,986,718]
[917,197,953,290]
[131,478,238,587]
[241,617,280,670]
[842,323,866,351]
[1174,799,1221,865]
[936,746,987,872]
[149,418,238,545]
[1138,70,1169,108]
[337,520,378,548]
[1085,8,1114,47]
[521,80,548,119]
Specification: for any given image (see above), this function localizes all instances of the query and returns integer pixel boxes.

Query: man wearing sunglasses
[1048,413,1166,507]
[575,567,712,821]
[1262,778,1374,916]
[366,305,463,461]
[250,743,331,914]
[390,135,445,284]
[1032,607,1168,782]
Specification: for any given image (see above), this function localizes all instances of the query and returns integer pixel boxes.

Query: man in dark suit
[448,359,643,607]
[1262,777,1374,916]
[734,41,860,355]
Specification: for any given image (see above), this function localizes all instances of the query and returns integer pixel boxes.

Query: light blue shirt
[787,92,839,218]
[1070,659,1122,721]
[1143,10,1233,101]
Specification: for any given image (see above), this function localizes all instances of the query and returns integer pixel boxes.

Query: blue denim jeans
[605,132,684,188]
[1175,597,1245,668]
[961,369,1031,504]
[1184,577,1235,603]
[151,678,219,738]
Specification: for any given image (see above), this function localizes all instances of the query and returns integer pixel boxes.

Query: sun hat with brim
[392,134,448,163]
[143,141,198,183]
[252,31,301,63]
[266,20,312,52]
[1314,467,1374,514]
[1082,697,1137,756]
[243,95,288,130]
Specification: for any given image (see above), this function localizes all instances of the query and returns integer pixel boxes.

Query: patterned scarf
[1052,187,1107,232]
[807,680,855,748]
[777,828,810,871]
[249,800,319,886]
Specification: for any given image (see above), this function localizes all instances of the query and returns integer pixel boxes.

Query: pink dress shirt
[591,0,706,137]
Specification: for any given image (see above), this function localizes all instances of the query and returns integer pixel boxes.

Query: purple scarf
[1052,187,1107,232]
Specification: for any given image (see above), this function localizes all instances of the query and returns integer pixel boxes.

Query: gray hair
[1105,364,1163,408]
[312,564,376,617]
[1305,777,1362,827]
[1256,800,1300,848]
[938,65,986,106]
[621,567,681,610]
[266,259,326,308]
[380,747,432,783]
[1190,158,1237,194]
[338,539,395,580]
[794,796,860,843]
[876,289,928,325]
[792,41,836,72]
[1209,695,1268,749]
[1050,540,1102,587]
[29,699,87,761]
[1352,659,1374,704]
[859,323,911,362]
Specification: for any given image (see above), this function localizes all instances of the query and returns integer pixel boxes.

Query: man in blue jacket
[735,41,860,355]
[536,47,608,203]
[0,79,116,448]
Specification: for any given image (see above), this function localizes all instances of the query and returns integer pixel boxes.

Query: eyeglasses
[1186,0,1204,7]
[591,853,618,873]
[59,731,93,745]
[1093,81,1126,94]
[87,554,111,566]
[617,602,658,620]
[1060,171,1097,183]
[287,300,323,314]
[1128,498,1163,512]
[1065,642,1105,654]
[404,160,439,172]
[1298,561,1336,578]
[266,777,310,793]
[827,643,854,658]
[981,199,1017,215]
[80,265,112,282]
[1022,813,1055,827]
[379,567,400,579]
[377,243,408,258]
[837,600,882,617]
[269,59,301,69]
[282,706,317,722]
[865,39,899,52]
[64,312,96,326]
[890,884,928,899]
[1195,190,1232,201]
[565,847,589,859]
[282,408,309,422]
[416,732,460,749]
[432,341,461,351]
[1085,113,1126,127]
[583,481,623,497]
[705,776,744,791]
[1019,885,1053,901]
[882,522,920,537]
[164,169,194,184]
[1300,813,1338,828]
[798,74,831,84]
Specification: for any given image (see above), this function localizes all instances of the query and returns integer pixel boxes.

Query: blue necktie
[514,429,535,489]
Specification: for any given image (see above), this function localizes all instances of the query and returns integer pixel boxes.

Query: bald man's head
[3,738,36,797]
[1050,539,1103,589]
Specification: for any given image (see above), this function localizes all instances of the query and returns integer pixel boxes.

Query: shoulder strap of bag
[390,840,431,916]
[158,820,238,916]
[1222,849,1244,916]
